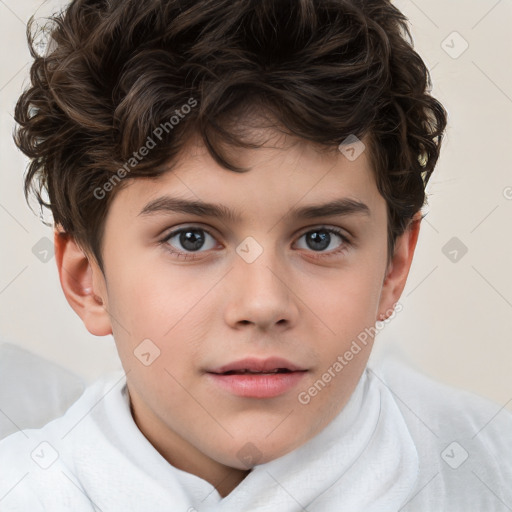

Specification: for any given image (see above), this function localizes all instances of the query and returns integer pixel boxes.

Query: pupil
[307,231,329,251]
[180,230,204,251]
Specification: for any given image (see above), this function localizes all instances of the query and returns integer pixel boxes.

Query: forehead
[106,131,385,228]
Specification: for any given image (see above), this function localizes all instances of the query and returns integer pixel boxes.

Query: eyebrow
[138,196,371,222]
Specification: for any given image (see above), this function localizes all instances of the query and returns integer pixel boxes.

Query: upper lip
[208,357,307,374]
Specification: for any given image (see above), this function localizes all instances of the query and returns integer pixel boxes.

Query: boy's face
[57,129,419,479]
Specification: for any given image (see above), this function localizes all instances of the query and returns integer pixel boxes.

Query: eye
[294,227,350,258]
[159,225,351,261]
[160,226,218,259]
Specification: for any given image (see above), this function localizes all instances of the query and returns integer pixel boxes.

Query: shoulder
[0,371,127,511]
[371,357,512,443]
[368,357,512,510]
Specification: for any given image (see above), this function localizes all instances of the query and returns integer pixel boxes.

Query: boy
[1,0,511,510]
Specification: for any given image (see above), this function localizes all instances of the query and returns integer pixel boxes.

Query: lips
[208,357,307,375]
[206,357,308,398]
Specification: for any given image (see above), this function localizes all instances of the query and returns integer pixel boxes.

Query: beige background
[0,0,511,410]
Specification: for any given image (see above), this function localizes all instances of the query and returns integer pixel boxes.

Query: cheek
[105,263,208,375]
[106,255,191,332]
[300,264,383,337]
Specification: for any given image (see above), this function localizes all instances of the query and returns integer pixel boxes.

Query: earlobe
[54,228,112,336]
[377,213,422,321]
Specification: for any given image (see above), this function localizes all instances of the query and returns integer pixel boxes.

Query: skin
[55,129,421,498]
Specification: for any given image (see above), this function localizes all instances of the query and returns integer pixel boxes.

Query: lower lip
[206,371,307,398]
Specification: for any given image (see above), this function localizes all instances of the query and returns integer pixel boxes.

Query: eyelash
[159,225,352,261]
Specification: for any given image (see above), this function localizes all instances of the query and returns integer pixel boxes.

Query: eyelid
[296,224,352,241]
[160,222,219,239]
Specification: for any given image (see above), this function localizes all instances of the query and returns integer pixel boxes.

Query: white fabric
[0,358,511,511]
[0,342,85,440]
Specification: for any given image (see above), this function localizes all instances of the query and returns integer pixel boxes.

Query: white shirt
[0,358,511,511]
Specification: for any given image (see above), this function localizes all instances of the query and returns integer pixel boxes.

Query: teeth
[247,369,280,374]
[225,368,287,374]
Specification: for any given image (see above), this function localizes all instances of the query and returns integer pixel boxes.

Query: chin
[216,431,305,470]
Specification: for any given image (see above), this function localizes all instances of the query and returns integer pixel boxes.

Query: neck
[128,387,250,498]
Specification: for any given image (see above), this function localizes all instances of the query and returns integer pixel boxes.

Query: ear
[54,227,112,336]
[376,212,422,321]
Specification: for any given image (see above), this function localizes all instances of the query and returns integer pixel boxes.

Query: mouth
[206,357,308,398]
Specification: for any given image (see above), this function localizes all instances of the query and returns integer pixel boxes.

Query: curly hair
[14,0,447,273]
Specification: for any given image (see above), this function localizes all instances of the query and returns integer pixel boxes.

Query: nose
[223,245,300,332]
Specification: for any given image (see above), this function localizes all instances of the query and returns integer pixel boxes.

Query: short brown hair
[15,0,447,272]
